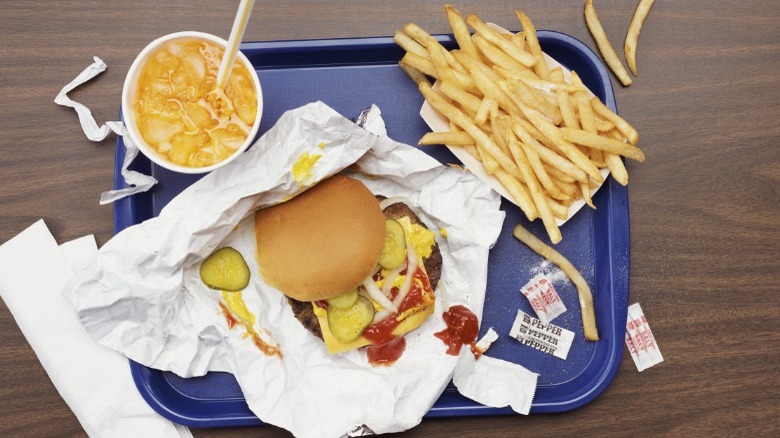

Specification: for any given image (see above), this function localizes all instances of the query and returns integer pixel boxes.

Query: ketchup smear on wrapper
[435,305,481,358]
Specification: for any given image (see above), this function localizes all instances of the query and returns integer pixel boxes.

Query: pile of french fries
[395,5,644,244]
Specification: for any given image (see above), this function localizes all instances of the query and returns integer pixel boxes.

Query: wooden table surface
[1,1,778,436]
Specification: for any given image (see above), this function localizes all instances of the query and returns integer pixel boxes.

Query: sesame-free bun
[254,175,386,302]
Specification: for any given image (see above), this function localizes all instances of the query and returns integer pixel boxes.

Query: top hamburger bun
[254,175,386,302]
[288,199,443,341]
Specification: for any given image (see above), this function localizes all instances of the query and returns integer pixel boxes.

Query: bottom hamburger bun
[288,200,442,341]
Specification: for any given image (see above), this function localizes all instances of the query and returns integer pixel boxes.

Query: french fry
[466,14,537,67]
[493,66,580,94]
[398,61,431,88]
[570,71,602,163]
[401,52,437,78]
[439,80,481,114]
[511,131,568,201]
[420,82,522,179]
[418,131,474,146]
[595,117,614,133]
[468,62,523,116]
[584,0,633,86]
[394,30,429,59]
[544,162,577,183]
[474,97,494,126]
[511,31,526,51]
[605,152,628,185]
[552,177,579,200]
[510,136,562,243]
[515,11,550,80]
[546,196,570,220]
[579,180,596,209]
[571,72,597,134]
[426,36,460,88]
[490,112,512,156]
[590,96,639,144]
[445,4,480,60]
[511,111,562,154]
[511,79,563,125]
[473,34,530,74]
[403,22,467,74]
[605,129,629,185]
[557,87,580,129]
[493,169,539,221]
[519,104,604,182]
[625,0,655,76]
[511,116,589,183]
[549,66,564,83]
[513,224,599,341]
[561,127,645,162]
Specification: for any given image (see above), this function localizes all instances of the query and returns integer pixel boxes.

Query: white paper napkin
[0,220,192,438]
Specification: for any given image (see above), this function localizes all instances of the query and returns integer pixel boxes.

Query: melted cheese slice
[313,302,435,354]
[313,215,437,354]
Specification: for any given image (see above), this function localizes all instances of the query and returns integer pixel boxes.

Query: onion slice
[392,243,418,308]
[363,277,398,313]
[380,259,407,297]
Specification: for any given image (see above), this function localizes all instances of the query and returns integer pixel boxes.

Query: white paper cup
[122,31,263,174]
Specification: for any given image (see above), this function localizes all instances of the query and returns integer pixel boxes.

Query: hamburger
[254,174,441,361]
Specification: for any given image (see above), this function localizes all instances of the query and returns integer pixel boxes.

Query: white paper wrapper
[453,350,538,416]
[64,101,509,437]
[419,24,610,226]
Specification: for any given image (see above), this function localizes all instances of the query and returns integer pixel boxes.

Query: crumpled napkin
[54,56,157,205]
[0,220,191,438]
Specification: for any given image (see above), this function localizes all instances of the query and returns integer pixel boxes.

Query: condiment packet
[54,57,157,204]
[625,303,663,371]
[453,348,538,415]
[509,309,574,360]
[520,273,567,324]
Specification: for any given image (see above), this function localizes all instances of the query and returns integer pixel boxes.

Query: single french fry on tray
[513,224,599,341]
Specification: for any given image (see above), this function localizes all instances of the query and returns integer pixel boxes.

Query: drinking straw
[216,0,256,89]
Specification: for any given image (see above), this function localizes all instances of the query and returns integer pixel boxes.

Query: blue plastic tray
[115,31,629,427]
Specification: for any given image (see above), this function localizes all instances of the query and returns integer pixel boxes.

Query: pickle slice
[199,247,250,291]
[327,296,375,343]
[379,219,407,269]
[326,288,359,309]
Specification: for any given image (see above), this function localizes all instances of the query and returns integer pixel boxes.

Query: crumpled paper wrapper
[64,101,529,437]
[54,57,158,204]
